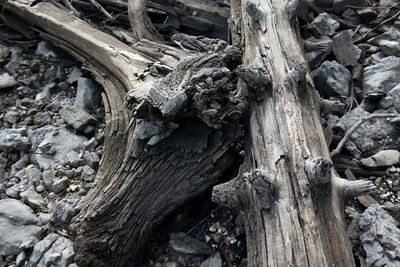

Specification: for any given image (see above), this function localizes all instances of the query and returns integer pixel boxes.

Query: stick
[354,10,400,44]
[331,113,397,157]
[61,0,82,18]
[89,0,114,21]
[344,169,377,207]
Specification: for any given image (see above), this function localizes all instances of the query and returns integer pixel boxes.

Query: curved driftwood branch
[61,0,82,17]
[3,1,242,266]
[127,0,163,42]
[89,0,114,21]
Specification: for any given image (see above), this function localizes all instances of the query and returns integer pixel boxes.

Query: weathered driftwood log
[212,0,375,266]
[3,1,243,266]
[6,0,377,266]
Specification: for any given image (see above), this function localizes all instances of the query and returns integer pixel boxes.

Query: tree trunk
[3,0,375,266]
[212,0,374,266]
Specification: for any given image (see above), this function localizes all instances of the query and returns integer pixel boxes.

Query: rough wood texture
[6,0,378,266]
[3,1,242,266]
[345,169,378,207]
[127,0,163,42]
[212,0,374,266]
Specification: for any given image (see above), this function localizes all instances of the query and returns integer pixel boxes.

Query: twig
[331,113,398,157]
[0,39,38,44]
[346,3,400,9]
[354,10,400,43]
[89,0,114,22]
[352,24,361,37]
[61,0,82,18]
[185,206,221,235]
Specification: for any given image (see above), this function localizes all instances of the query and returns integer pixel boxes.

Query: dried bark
[212,0,375,266]
[3,1,243,266]
[4,0,377,266]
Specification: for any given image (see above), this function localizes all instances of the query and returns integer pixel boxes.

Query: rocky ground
[1,0,400,266]
[0,30,105,266]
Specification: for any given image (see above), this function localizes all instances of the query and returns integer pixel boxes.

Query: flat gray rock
[20,188,44,209]
[52,177,69,194]
[200,252,222,267]
[360,204,400,267]
[379,0,398,6]
[362,56,400,99]
[334,108,400,157]
[80,165,95,182]
[0,43,10,58]
[0,128,30,152]
[67,67,83,85]
[35,82,56,101]
[83,152,100,169]
[51,197,80,228]
[305,36,333,68]
[0,73,18,89]
[360,150,400,167]
[34,112,52,126]
[60,106,97,132]
[311,60,351,98]
[35,41,58,58]
[5,47,23,76]
[38,213,52,225]
[4,110,21,124]
[169,232,212,255]
[30,125,87,170]
[66,150,83,168]
[19,236,39,250]
[6,184,20,198]
[27,233,74,267]
[368,27,400,46]
[379,40,400,57]
[0,199,42,256]
[16,251,26,266]
[387,84,400,112]
[306,13,339,37]
[25,165,42,183]
[342,8,362,25]
[74,78,98,111]
[332,30,358,66]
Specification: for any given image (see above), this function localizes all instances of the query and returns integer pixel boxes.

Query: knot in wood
[243,169,275,210]
[234,65,271,101]
[305,157,333,185]
[245,1,266,32]
[244,169,274,195]
[287,63,307,84]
